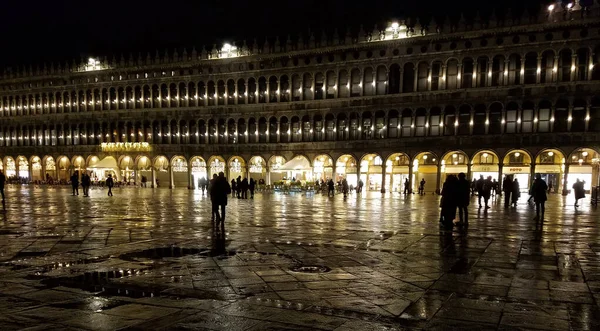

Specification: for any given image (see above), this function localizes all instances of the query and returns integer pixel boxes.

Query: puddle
[289,265,331,273]
[119,246,236,261]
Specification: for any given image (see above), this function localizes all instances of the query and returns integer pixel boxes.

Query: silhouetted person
[230,179,237,197]
[482,176,493,209]
[511,178,520,206]
[241,178,249,199]
[547,181,553,194]
[476,175,485,207]
[531,174,548,221]
[209,174,218,219]
[440,175,458,229]
[418,178,426,195]
[403,178,409,194]
[249,178,256,198]
[492,179,499,196]
[357,179,364,194]
[211,172,231,225]
[236,176,242,198]
[71,171,80,196]
[327,179,335,197]
[141,175,147,188]
[342,178,349,198]
[502,175,513,208]
[81,172,91,197]
[0,170,5,202]
[573,179,585,207]
[106,174,114,196]
[456,173,470,226]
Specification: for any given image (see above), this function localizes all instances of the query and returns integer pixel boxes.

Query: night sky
[1,0,554,68]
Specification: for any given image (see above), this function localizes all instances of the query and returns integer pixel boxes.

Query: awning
[277,157,311,171]
[88,157,118,169]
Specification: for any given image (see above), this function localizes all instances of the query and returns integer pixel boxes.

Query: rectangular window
[506,110,517,133]
[429,115,440,136]
[521,109,533,133]
[415,116,425,136]
[537,108,550,132]
[401,117,411,137]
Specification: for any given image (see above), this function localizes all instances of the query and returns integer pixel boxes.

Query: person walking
[327,179,335,197]
[249,178,256,198]
[573,179,586,207]
[357,179,364,194]
[342,178,349,198]
[531,174,548,221]
[241,178,249,199]
[211,172,231,225]
[511,178,520,207]
[440,175,458,229]
[141,175,147,188]
[502,175,513,208]
[403,178,409,195]
[71,171,80,196]
[0,170,5,202]
[475,175,485,207]
[81,172,91,197]
[236,176,242,198]
[106,174,114,196]
[419,178,426,195]
[230,179,237,198]
[482,176,493,209]
[456,173,470,226]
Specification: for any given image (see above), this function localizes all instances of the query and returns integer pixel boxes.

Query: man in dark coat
[249,178,256,198]
[0,170,5,202]
[531,174,548,221]
[475,175,485,207]
[81,172,91,197]
[502,175,513,208]
[573,179,586,207]
[456,173,470,226]
[71,171,80,196]
[106,174,114,196]
[440,175,458,229]
[211,172,232,225]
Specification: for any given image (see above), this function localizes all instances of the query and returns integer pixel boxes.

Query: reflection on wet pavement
[0,186,599,330]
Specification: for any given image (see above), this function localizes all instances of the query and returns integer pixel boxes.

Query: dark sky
[1,0,551,68]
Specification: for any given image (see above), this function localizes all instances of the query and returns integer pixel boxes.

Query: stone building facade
[1,2,600,193]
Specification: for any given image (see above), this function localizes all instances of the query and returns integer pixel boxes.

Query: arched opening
[267,155,287,185]
[228,156,246,181]
[30,156,42,182]
[338,70,350,97]
[385,153,410,192]
[170,156,188,188]
[313,154,333,182]
[441,151,469,182]
[491,55,505,86]
[414,108,426,136]
[446,59,459,89]
[567,148,599,193]
[152,156,169,187]
[190,156,208,188]
[471,150,500,182]
[280,116,289,143]
[402,63,415,93]
[572,99,587,132]
[360,153,383,191]
[43,156,56,183]
[388,64,400,94]
[541,50,554,83]
[554,99,569,132]
[413,152,438,194]
[535,149,565,193]
[524,52,537,84]
[87,156,118,182]
[207,156,225,178]
[457,105,471,135]
[335,154,358,187]
[559,49,573,82]
[502,150,532,193]
[276,155,311,184]
[136,155,153,187]
[461,58,474,88]
[248,156,266,182]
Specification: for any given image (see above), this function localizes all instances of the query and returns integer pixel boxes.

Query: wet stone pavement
[0,186,599,330]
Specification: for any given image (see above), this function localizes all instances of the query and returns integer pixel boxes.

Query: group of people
[230,176,256,199]
[326,178,350,197]
[401,178,427,195]
[70,171,114,197]
[440,173,555,229]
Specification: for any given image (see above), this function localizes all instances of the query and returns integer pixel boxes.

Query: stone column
[536,57,542,84]
[398,69,404,93]
[530,163,536,192]
[381,163,386,193]
[151,168,156,188]
[585,101,590,132]
[276,121,281,143]
[498,163,503,191]
[244,82,249,104]
[436,162,442,194]
[169,165,174,189]
[467,163,472,181]
[265,82,270,103]
[408,163,413,194]
[562,164,570,195]
[187,165,193,189]
[571,54,577,82]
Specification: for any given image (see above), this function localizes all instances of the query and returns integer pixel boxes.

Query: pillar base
[380,188,386,193]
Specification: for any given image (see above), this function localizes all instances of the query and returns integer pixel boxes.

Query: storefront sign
[535,165,561,173]
[471,165,498,172]
[504,167,528,174]
[569,165,592,174]
[100,142,151,152]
